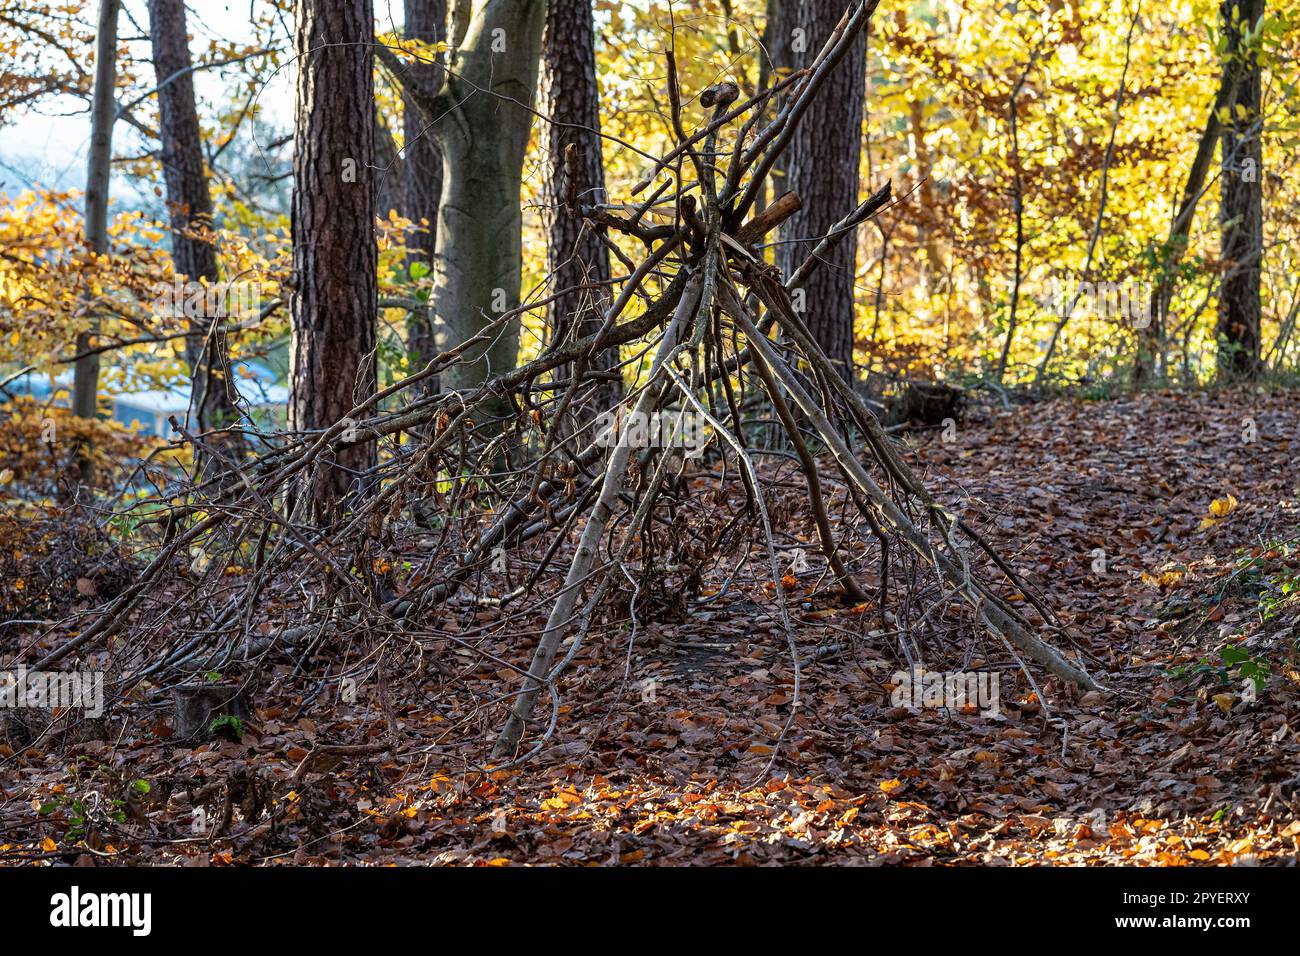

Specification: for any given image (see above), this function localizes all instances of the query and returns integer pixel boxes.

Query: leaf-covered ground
[3,389,1299,865]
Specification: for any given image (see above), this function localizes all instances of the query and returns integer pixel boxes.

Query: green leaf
[209,714,244,740]
[1220,645,1249,666]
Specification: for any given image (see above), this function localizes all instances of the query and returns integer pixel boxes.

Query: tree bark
[424,0,546,426]
[401,0,446,373]
[288,0,378,514]
[1217,0,1264,380]
[772,0,866,381]
[379,1,545,428]
[374,106,403,220]
[149,0,247,474]
[72,0,120,483]
[540,0,618,418]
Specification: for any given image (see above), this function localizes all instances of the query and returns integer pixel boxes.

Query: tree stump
[890,381,964,428]
[172,684,250,740]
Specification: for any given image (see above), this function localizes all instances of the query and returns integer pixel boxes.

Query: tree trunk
[764,0,789,202]
[72,0,119,483]
[1217,0,1264,380]
[375,107,403,219]
[426,0,546,425]
[995,61,1033,385]
[402,0,446,374]
[1137,8,1251,385]
[148,0,247,474]
[540,0,618,419]
[752,0,780,216]
[773,0,865,381]
[288,0,378,514]
[909,99,943,293]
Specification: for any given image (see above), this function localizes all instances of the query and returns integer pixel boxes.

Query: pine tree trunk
[149,0,247,473]
[288,0,378,513]
[773,0,866,381]
[540,0,618,418]
[402,0,445,374]
[1217,0,1264,380]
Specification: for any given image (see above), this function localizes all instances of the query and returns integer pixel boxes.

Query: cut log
[889,381,965,428]
[172,684,250,740]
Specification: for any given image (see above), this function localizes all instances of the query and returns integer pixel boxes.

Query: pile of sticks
[23,0,1096,764]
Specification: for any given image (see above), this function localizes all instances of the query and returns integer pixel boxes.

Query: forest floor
[3,388,1300,865]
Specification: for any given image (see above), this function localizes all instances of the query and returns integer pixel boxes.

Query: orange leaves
[540,786,582,812]
[0,397,153,500]
[1140,566,1185,590]
[763,573,801,594]
[1199,494,1240,530]
[799,607,837,621]
[428,772,457,796]
[801,600,875,622]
